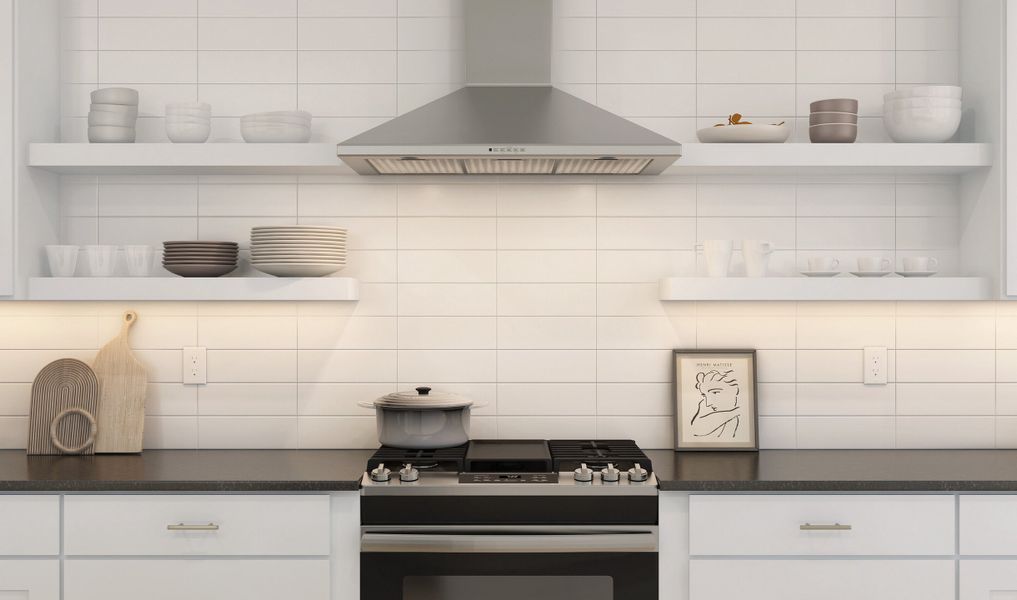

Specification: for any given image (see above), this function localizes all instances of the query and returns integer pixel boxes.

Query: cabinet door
[0,561,60,600]
[961,561,1017,600]
[0,0,11,296]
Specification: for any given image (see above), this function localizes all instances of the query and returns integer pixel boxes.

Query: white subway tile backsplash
[898,350,996,383]
[797,51,894,84]
[497,383,596,415]
[697,0,795,17]
[796,0,894,17]
[298,18,396,50]
[500,350,596,383]
[299,51,397,83]
[697,18,795,51]
[796,383,894,416]
[597,51,696,84]
[597,18,695,51]
[400,317,496,349]
[498,218,595,250]
[697,51,795,84]
[198,50,296,83]
[299,0,395,18]
[896,417,995,449]
[797,416,894,448]
[200,0,297,17]
[100,0,198,17]
[596,84,696,118]
[99,51,197,84]
[99,18,197,50]
[896,383,995,416]
[398,350,496,382]
[796,18,894,50]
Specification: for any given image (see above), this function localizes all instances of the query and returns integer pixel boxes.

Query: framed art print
[673,349,758,451]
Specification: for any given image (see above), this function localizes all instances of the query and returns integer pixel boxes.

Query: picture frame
[672,349,758,451]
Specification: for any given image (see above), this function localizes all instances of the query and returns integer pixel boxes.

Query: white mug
[124,245,154,277]
[902,256,939,273]
[807,257,840,272]
[742,240,774,278]
[697,240,734,278]
[857,257,891,273]
[85,245,117,277]
[45,245,79,277]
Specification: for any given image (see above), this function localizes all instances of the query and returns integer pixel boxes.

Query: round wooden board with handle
[93,311,148,453]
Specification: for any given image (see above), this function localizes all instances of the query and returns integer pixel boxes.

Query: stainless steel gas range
[360,439,658,600]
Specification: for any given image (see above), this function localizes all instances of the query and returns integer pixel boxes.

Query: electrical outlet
[183,347,206,385]
[863,347,887,385]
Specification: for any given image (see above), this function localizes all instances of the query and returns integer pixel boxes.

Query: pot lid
[374,386,473,409]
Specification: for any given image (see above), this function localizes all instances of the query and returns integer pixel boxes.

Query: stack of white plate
[241,111,312,143]
[250,226,346,277]
[166,102,211,143]
[884,86,962,143]
[89,88,138,143]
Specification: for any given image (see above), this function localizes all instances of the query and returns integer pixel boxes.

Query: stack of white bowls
[166,102,211,143]
[250,226,346,277]
[89,87,138,143]
[884,86,962,143]
[241,111,312,143]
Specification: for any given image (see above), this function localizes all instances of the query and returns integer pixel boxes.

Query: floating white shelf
[659,277,994,301]
[27,277,360,301]
[26,142,992,176]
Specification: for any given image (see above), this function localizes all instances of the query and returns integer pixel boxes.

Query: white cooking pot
[359,386,477,449]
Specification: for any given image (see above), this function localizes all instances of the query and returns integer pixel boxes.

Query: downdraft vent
[364,156,653,176]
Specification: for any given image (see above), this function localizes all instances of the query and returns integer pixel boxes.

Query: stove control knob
[399,463,420,483]
[627,463,648,483]
[574,463,594,483]
[370,463,392,483]
[600,463,620,483]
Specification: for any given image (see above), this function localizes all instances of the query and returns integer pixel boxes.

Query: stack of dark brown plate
[162,241,238,277]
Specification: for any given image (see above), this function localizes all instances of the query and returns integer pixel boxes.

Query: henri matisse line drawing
[674,350,758,451]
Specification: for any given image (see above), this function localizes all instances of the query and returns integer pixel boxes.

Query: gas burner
[548,439,653,474]
[366,443,467,473]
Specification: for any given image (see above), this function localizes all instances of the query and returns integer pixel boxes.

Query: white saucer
[895,271,937,277]
[850,271,891,277]
[801,271,841,277]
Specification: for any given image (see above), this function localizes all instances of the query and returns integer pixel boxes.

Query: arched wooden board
[27,358,99,455]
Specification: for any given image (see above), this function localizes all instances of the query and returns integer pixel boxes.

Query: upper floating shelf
[27,277,360,301]
[659,277,994,302]
[27,143,992,176]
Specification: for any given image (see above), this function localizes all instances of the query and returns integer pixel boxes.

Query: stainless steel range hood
[337,0,681,176]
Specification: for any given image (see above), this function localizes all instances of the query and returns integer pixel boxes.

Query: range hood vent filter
[365,156,655,176]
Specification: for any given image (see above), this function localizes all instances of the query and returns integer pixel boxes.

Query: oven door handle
[361,528,658,554]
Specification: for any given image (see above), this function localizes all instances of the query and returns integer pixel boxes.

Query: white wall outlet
[863,346,887,385]
[183,346,207,385]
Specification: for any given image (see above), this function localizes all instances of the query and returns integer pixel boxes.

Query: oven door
[360,525,658,600]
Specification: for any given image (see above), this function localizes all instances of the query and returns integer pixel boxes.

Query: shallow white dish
[884,86,962,101]
[166,121,211,143]
[252,226,346,233]
[252,263,346,277]
[91,87,139,106]
[697,123,791,143]
[801,271,841,277]
[895,271,937,277]
[252,237,347,243]
[241,125,312,143]
[88,125,135,143]
[884,106,961,143]
[88,110,136,127]
[850,271,891,277]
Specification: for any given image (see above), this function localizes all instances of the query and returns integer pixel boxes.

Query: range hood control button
[574,463,594,483]
[627,463,648,483]
[399,463,420,482]
[370,463,392,483]
[600,463,620,483]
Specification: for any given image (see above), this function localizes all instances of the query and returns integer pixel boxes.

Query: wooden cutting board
[27,358,100,455]
[93,311,147,453]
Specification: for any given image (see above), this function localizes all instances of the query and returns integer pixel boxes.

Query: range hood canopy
[337,0,681,176]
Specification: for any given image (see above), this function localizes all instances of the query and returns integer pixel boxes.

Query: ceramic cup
[902,256,939,273]
[857,257,892,273]
[85,245,117,277]
[807,257,840,271]
[697,240,734,277]
[124,245,154,277]
[45,245,79,277]
[742,240,775,278]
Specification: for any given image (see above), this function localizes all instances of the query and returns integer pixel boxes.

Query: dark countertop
[0,450,373,492]
[648,449,1017,492]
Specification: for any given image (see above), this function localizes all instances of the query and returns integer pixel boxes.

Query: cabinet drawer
[0,496,59,555]
[690,559,955,600]
[689,495,954,555]
[65,559,329,600]
[961,496,1017,555]
[961,561,1017,600]
[64,495,330,556]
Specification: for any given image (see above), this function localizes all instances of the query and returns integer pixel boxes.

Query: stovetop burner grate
[548,439,653,474]
[367,443,468,472]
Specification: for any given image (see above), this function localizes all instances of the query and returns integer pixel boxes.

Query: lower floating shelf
[659,277,994,301]
[28,277,360,301]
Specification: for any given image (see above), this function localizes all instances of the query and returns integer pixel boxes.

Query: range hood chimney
[337,0,682,176]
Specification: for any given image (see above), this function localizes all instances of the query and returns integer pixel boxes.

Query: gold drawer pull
[800,523,852,531]
[167,522,220,531]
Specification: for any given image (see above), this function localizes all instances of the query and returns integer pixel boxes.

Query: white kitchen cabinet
[960,496,1017,555]
[0,560,59,600]
[64,559,330,600]
[0,496,59,555]
[961,561,1017,600]
[332,493,360,600]
[690,559,955,600]
[64,494,331,556]
[0,0,12,296]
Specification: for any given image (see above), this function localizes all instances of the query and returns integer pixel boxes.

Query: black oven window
[404,576,614,600]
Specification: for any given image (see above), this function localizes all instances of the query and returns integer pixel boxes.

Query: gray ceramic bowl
[810,98,859,113]
[809,111,859,125]
[810,123,858,143]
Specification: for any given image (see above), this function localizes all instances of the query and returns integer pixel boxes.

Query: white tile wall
[6,0,994,450]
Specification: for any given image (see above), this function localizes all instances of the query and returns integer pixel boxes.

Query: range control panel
[458,473,560,484]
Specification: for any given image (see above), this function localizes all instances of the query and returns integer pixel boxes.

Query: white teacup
[902,256,939,273]
[124,245,154,277]
[807,257,840,272]
[85,245,117,277]
[45,245,79,277]
[697,240,734,278]
[742,240,774,278]
[857,257,891,273]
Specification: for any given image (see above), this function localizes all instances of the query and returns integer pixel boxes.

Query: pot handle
[358,400,377,409]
